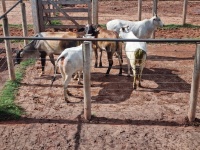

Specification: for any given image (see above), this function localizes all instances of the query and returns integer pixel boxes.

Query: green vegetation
[0,24,33,30]
[50,20,62,25]
[0,59,35,121]
[0,24,33,43]
[99,23,200,30]
[162,24,200,30]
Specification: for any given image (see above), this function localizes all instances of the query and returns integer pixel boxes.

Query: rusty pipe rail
[0,36,200,44]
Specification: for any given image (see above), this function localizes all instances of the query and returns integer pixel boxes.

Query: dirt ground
[1,0,200,149]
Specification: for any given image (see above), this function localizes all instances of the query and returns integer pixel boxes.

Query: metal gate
[30,0,92,32]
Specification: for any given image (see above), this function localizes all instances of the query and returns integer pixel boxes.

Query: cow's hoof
[138,83,143,88]
[39,72,44,77]
[65,99,70,103]
[78,81,83,85]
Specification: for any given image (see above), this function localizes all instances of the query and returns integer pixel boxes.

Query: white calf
[119,27,147,89]
[51,42,93,102]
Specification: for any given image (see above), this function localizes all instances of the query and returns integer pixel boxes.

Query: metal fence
[0,36,200,122]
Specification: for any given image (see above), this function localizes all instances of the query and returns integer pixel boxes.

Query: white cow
[119,26,147,89]
[107,15,163,39]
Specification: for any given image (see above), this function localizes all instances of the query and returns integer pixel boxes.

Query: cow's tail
[51,56,62,87]
[51,53,67,87]
[135,48,146,63]
[135,48,145,58]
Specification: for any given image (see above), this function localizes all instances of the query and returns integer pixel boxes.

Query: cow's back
[37,32,79,55]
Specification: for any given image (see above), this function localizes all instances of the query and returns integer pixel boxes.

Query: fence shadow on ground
[0,115,195,127]
[147,55,194,61]
[91,63,191,104]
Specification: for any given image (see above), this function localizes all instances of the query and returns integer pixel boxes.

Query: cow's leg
[64,74,72,103]
[132,65,137,89]
[40,51,47,76]
[94,47,98,68]
[106,51,113,76]
[116,49,123,76]
[138,55,146,87]
[59,59,66,81]
[77,71,82,85]
[99,48,103,67]
[127,57,131,77]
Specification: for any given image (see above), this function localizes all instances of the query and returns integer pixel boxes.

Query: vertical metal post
[182,0,188,25]
[138,0,142,21]
[83,41,91,120]
[2,0,16,81]
[188,44,200,122]
[92,0,98,25]
[20,0,28,46]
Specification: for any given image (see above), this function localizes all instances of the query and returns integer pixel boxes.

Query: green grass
[0,24,33,30]
[50,20,62,25]
[0,24,33,43]
[162,24,200,30]
[0,59,35,121]
[98,23,200,30]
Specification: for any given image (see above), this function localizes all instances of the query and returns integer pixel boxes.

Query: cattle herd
[15,15,164,102]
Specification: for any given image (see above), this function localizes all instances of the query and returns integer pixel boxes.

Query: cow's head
[84,24,100,37]
[152,14,164,28]
[15,49,23,64]
[15,41,41,64]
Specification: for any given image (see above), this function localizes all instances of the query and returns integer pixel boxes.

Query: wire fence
[0,0,33,25]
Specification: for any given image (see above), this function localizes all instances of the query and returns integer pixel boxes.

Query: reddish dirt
[1,1,200,149]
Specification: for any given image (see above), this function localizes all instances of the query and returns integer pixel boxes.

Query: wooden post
[152,0,158,15]
[151,0,158,39]
[1,0,6,12]
[92,0,98,25]
[83,41,92,120]
[138,0,142,21]
[188,44,200,122]
[20,1,28,46]
[2,0,16,81]
[30,0,40,33]
[182,0,188,25]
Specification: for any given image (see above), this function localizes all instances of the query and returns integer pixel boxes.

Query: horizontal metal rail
[0,0,22,20]
[1,36,200,43]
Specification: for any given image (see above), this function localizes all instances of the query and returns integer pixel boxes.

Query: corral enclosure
[1,0,200,149]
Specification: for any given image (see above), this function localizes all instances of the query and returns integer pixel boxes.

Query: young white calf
[119,27,147,89]
[51,42,93,102]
